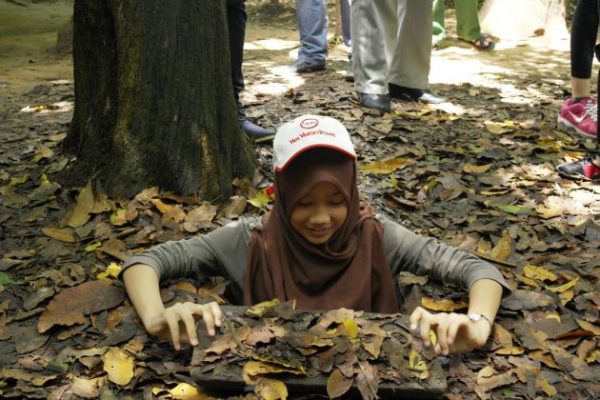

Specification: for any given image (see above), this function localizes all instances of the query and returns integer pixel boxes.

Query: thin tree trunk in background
[479,0,568,42]
[64,0,255,199]
[335,0,343,38]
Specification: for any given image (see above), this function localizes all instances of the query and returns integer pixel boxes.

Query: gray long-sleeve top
[121,217,511,299]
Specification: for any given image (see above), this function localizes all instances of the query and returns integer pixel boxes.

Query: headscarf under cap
[243,149,399,313]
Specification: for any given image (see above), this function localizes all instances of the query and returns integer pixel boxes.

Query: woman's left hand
[409,307,492,355]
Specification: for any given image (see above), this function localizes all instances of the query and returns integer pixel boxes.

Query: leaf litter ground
[0,3,599,399]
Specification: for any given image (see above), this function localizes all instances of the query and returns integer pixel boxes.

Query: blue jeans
[295,0,328,63]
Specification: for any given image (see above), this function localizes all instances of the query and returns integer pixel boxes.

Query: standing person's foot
[238,105,275,143]
[288,59,326,73]
[556,157,600,181]
[345,55,354,82]
[557,97,597,139]
[388,83,446,104]
[462,34,495,51]
[357,92,391,113]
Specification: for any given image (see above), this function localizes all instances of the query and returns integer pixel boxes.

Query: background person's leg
[292,0,327,72]
[558,0,598,140]
[388,0,432,90]
[454,0,481,42]
[340,0,352,48]
[570,0,599,98]
[432,0,446,44]
[227,0,246,101]
[351,0,396,111]
[227,0,275,140]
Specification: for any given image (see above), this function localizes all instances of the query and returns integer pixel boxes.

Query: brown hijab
[243,149,398,313]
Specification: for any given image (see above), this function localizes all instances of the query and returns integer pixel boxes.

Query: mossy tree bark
[65,0,255,199]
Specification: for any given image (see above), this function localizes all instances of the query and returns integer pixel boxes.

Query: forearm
[122,263,166,328]
[468,279,502,337]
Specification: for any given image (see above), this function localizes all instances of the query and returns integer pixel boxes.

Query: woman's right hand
[143,301,223,351]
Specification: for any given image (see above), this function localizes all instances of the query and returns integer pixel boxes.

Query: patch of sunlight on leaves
[361,158,407,174]
[96,262,121,280]
[102,347,134,386]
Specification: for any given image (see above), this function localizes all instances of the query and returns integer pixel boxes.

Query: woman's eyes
[297,199,344,207]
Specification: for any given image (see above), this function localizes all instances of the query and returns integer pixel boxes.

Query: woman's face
[289,181,349,245]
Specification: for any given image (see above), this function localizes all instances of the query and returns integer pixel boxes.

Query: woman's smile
[290,181,348,245]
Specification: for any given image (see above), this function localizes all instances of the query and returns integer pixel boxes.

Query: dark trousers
[571,0,599,79]
[227,0,246,102]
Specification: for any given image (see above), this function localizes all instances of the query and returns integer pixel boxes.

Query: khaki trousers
[351,0,432,94]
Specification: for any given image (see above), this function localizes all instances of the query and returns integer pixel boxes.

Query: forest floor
[0,1,599,400]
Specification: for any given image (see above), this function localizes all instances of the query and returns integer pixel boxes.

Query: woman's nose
[309,205,330,225]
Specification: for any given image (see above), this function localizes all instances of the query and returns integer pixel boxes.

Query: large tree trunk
[64,0,255,199]
[479,0,569,42]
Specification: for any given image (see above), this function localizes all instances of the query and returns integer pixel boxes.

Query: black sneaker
[288,59,326,73]
[556,157,600,181]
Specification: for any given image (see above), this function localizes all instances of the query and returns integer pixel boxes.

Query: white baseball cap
[273,115,357,172]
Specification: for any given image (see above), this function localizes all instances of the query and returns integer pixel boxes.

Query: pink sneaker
[557,97,597,139]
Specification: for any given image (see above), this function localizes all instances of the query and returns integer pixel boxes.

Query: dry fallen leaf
[102,347,134,386]
[327,368,354,399]
[248,189,272,211]
[463,163,493,174]
[342,319,359,340]
[168,383,207,400]
[38,280,126,333]
[41,227,76,243]
[96,262,121,280]
[70,375,105,398]
[362,158,407,174]
[67,181,94,228]
[490,229,512,261]
[408,350,429,379]
[255,377,288,400]
[183,203,217,233]
[421,297,468,312]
